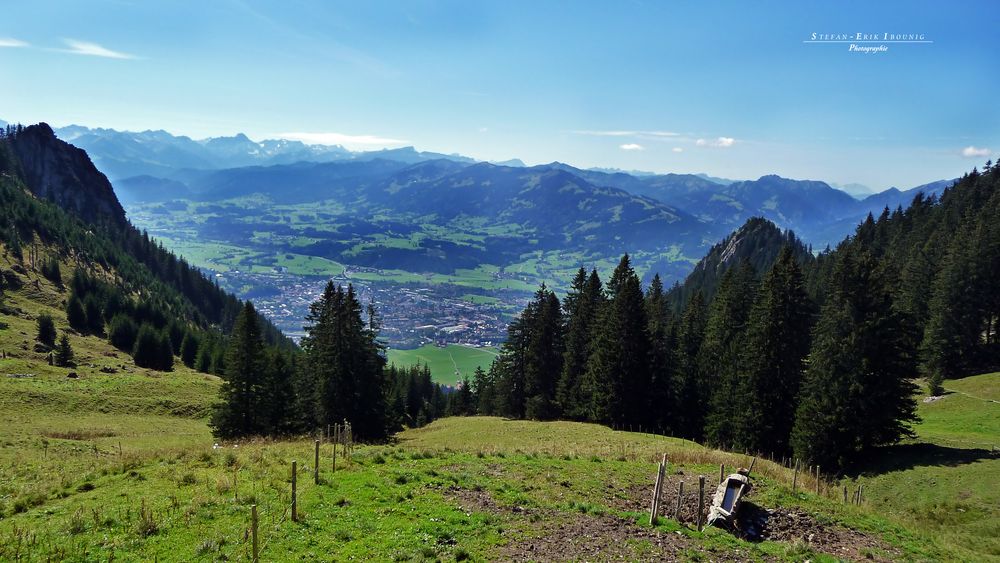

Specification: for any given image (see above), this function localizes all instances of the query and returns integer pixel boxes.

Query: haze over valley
[46,122,955,347]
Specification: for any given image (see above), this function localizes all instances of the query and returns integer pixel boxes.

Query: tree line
[467,161,1000,470]
[211,282,453,441]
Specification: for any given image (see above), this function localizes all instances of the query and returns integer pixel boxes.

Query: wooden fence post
[291,460,298,522]
[251,504,259,563]
[697,476,706,531]
[674,481,684,520]
[815,465,820,495]
[314,440,321,484]
[792,459,799,492]
[649,454,666,525]
[843,485,848,503]
[719,463,725,484]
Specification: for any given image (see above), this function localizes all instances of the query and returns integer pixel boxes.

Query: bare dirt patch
[447,485,691,561]
[615,479,899,562]
[739,503,899,562]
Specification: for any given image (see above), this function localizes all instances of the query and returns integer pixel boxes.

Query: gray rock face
[8,123,126,227]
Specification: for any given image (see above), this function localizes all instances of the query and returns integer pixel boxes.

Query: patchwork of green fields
[387,344,499,386]
[126,198,698,293]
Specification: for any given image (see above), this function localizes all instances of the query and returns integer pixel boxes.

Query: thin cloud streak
[60,39,139,59]
[696,137,736,148]
[619,143,644,151]
[0,38,29,48]
[961,146,990,158]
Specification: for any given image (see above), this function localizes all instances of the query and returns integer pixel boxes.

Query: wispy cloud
[961,146,990,158]
[0,38,29,48]
[696,136,736,148]
[574,129,679,138]
[672,147,684,153]
[278,131,409,149]
[60,39,138,59]
[619,143,644,151]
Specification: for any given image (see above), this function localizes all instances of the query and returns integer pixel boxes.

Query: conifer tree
[36,313,57,347]
[179,330,200,368]
[494,308,533,419]
[672,291,706,438]
[921,220,985,389]
[701,261,757,448]
[582,254,650,426]
[261,348,293,434]
[645,274,675,433]
[107,313,138,352]
[524,285,564,419]
[211,302,266,438]
[791,247,918,470]
[83,295,104,335]
[557,269,603,419]
[739,247,814,455]
[472,364,497,415]
[66,295,87,332]
[55,333,74,367]
[301,282,389,440]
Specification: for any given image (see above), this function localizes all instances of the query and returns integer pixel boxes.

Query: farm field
[387,344,499,386]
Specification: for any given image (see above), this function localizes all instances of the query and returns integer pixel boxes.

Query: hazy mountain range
[5,122,955,262]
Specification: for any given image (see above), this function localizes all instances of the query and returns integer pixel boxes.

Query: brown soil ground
[447,486,755,562]
[614,477,900,562]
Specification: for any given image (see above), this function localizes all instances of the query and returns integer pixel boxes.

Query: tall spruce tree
[791,246,918,470]
[494,304,534,419]
[524,285,564,419]
[645,274,675,433]
[701,260,758,448]
[300,282,388,440]
[211,302,266,438]
[55,333,74,367]
[582,254,650,426]
[472,364,497,416]
[739,247,814,455]
[557,269,603,419]
[673,291,706,438]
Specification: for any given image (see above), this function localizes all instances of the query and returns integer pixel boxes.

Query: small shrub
[198,451,214,464]
[454,548,471,561]
[196,538,225,555]
[12,493,45,514]
[215,476,232,495]
[136,500,159,537]
[68,508,86,534]
[371,454,386,465]
[178,472,197,486]
[395,474,409,485]
[224,452,237,468]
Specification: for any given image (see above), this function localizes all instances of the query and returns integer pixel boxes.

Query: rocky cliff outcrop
[6,123,127,227]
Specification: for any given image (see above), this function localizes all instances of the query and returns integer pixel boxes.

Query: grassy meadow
[386,345,499,386]
[1,251,997,561]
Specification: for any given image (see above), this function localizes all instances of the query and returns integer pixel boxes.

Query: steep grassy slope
[848,373,1000,561]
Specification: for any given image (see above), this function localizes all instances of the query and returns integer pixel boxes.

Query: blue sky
[2,0,998,188]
